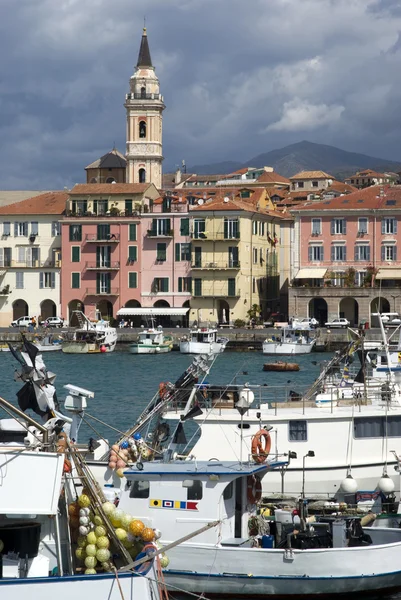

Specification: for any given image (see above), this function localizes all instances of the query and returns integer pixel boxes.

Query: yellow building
[188,191,283,325]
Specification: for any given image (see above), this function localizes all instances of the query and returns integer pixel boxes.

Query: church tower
[125,28,165,189]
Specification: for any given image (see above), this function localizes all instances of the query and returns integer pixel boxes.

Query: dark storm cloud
[0,0,400,189]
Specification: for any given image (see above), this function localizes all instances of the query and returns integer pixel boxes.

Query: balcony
[126,93,162,100]
[147,229,173,238]
[66,209,141,218]
[191,261,240,270]
[194,289,241,298]
[85,233,120,243]
[190,232,240,241]
[85,262,120,270]
[1,260,60,269]
[85,288,120,296]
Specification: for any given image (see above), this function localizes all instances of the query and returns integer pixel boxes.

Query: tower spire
[137,26,152,68]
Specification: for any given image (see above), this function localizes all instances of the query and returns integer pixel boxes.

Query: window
[333,272,345,287]
[180,218,190,236]
[297,181,304,188]
[194,246,202,267]
[175,243,191,262]
[139,168,146,183]
[125,199,133,215]
[129,272,138,288]
[140,86,146,98]
[129,480,150,498]
[96,246,111,268]
[3,222,10,236]
[178,277,192,292]
[224,219,239,239]
[157,243,167,261]
[14,222,28,237]
[260,222,265,236]
[354,416,401,438]
[308,246,324,261]
[139,120,146,138]
[187,480,202,500]
[152,278,169,293]
[382,218,397,235]
[128,246,138,263]
[16,272,24,289]
[93,200,108,215]
[0,248,11,267]
[71,247,80,263]
[253,248,258,264]
[30,222,38,236]
[129,224,137,241]
[228,246,239,267]
[355,271,365,287]
[354,245,371,261]
[150,218,171,236]
[97,273,111,294]
[71,273,80,289]
[382,245,397,261]
[312,181,319,188]
[228,278,236,296]
[331,218,346,235]
[193,278,202,296]
[69,224,82,242]
[52,221,60,236]
[358,218,368,234]
[223,482,234,500]
[97,224,110,240]
[252,277,256,293]
[311,218,321,235]
[193,219,206,239]
[331,245,346,261]
[252,221,257,235]
[289,420,307,441]
[40,272,55,289]
[72,199,88,214]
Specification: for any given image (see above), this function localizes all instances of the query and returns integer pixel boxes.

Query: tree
[247,304,261,321]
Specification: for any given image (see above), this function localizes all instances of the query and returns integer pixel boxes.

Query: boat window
[187,480,203,500]
[223,481,233,500]
[129,480,150,498]
[354,416,401,438]
[289,420,307,441]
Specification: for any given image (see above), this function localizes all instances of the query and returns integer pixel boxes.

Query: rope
[112,566,126,600]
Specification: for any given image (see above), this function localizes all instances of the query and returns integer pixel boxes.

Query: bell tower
[125,28,165,189]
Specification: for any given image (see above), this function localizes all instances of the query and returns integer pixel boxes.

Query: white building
[0,192,67,326]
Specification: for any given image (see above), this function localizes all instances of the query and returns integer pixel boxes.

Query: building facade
[0,192,66,326]
[125,28,164,189]
[85,149,127,184]
[289,185,401,326]
[290,171,334,192]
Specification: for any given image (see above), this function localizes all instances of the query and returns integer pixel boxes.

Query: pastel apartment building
[60,183,159,323]
[289,185,401,326]
[344,169,395,189]
[290,170,334,192]
[0,192,66,326]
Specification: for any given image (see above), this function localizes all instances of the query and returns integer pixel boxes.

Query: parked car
[291,317,319,329]
[324,318,350,328]
[42,316,64,328]
[11,316,33,328]
[376,313,401,327]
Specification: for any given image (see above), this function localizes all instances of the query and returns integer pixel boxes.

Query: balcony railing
[85,233,120,242]
[191,261,240,270]
[147,229,173,238]
[85,262,120,270]
[85,288,120,296]
[66,209,141,218]
[0,260,60,268]
[194,289,241,298]
[190,232,240,241]
[126,93,162,101]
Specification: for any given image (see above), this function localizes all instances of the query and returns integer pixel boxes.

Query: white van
[10,316,33,328]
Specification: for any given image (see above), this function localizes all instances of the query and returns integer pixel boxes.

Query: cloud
[266,99,345,132]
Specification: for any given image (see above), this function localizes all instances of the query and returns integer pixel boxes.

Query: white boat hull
[180,340,226,354]
[62,341,115,354]
[130,344,172,354]
[262,340,315,355]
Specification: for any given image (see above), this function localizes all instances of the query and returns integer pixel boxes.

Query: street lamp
[302,450,315,500]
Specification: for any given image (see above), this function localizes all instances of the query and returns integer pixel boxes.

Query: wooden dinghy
[263,361,300,372]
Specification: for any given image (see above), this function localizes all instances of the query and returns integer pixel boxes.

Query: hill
[187,141,401,179]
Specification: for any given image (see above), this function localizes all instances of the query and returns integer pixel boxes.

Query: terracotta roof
[0,191,68,215]
[326,181,357,194]
[85,148,126,170]
[349,169,388,179]
[269,189,287,199]
[257,171,290,185]
[70,183,151,195]
[0,191,50,209]
[290,170,333,180]
[292,184,401,212]
[231,168,249,175]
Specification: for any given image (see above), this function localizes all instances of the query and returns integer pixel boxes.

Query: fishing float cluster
[108,434,153,477]
[68,493,169,575]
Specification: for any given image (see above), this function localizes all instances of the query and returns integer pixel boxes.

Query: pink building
[289,185,401,326]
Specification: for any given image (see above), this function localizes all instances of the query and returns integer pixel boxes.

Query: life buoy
[133,543,157,575]
[251,429,271,464]
[247,475,262,504]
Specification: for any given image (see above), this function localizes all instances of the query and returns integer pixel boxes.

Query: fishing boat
[180,326,228,354]
[130,325,173,354]
[0,335,62,353]
[263,326,316,355]
[263,361,300,371]
[62,311,117,354]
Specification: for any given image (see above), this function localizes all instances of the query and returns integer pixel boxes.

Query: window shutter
[167,218,171,233]
[224,220,228,239]
[382,246,385,261]
[331,246,335,261]
[129,272,137,288]
[129,224,137,241]
[394,219,398,234]
[382,220,386,234]
[354,246,358,261]
[23,223,28,236]
[308,247,312,261]
[14,223,18,236]
[18,247,25,264]
[180,218,189,236]
[93,200,98,214]
[96,274,100,294]
[331,220,335,235]
[175,243,180,262]
[394,246,398,261]
[321,247,324,261]
[128,246,137,262]
[51,272,55,288]
[343,219,346,235]
[39,272,44,289]
[178,277,182,292]
[31,222,38,235]
[151,218,157,233]
[343,247,346,261]
[0,248,3,267]
[26,247,32,267]
[366,246,370,261]
[3,222,10,235]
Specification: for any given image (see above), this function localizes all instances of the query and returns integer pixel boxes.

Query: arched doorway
[13,299,28,320]
[153,300,170,308]
[371,297,390,327]
[217,299,230,325]
[308,298,328,326]
[106,177,116,183]
[97,299,113,319]
[139,168,146,183]
[40,299,56,321]
[182,300,190,328]
[125,300,141,308]
[68,299,84,327]
[121,300,141,327]
[339,298,359,327]
[153,300,170,327]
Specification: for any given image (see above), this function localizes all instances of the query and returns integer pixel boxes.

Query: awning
[376,269,401,280]
[295,268,327,279]
[116,308,190,316]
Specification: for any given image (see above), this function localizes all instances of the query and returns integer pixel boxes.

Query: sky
[1,0,401,189]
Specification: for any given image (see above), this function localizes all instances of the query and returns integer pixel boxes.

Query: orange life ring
[251,429,271,464]
[247,475,262,504]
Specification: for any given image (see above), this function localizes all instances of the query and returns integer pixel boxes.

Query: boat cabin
[188,328,218,344]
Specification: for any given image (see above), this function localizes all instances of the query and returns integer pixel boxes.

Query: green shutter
[175,243,181,262]
[161,278,169,292]
[224,219,228,239]
[125,199,133,215]
[166,218,171,234]
[228,278,236,297]
[178,277,182,292]
[157,243,166,261]
[72,273,80,289]
[129,272,137,288]
[93,200,98,214]
[72,247,80,262]
[128,246,137,262]
[129,223,137,241]
[151,219,157,234]
[180,218,189,236]
[194,279,202,296]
